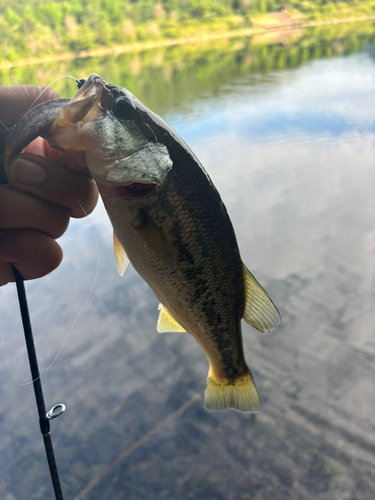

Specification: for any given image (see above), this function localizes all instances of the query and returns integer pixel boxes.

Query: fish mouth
[70,74,105,103]
[49,74,106,137]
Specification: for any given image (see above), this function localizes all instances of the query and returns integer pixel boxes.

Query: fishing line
[12,266,66,500]
[57,431,87,500]
[0,76,77,132]
[41,194,99,376]
[0,73,99,383]
[27,75,78,111]
[0,194,100,386]
[0,120,10,132]
[0,76,92,500]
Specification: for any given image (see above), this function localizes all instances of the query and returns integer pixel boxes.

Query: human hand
[0,86,99,286]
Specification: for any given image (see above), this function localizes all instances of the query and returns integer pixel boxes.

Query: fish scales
[3,74,281,412]
[107,146,248,383]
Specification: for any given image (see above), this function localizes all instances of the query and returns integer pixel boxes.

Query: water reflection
[1,30,375,500]
[2,21,375,112]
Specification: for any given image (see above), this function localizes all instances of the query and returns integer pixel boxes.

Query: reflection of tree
[1,23,374,115]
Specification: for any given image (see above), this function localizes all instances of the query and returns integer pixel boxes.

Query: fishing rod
[1,131,66,500]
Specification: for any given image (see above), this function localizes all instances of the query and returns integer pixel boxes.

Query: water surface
[1,30,375,500]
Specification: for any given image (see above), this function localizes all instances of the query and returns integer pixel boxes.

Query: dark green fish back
[149,143,248,381]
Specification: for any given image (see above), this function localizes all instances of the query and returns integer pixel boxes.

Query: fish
[3,74,281,412]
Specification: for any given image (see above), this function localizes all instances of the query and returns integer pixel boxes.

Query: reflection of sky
[178,112,375,139]
[1,49,375,499]
[170,53,375,144]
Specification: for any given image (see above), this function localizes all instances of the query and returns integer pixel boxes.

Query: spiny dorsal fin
[157,303,186,333]
[113,230,129,276]
[242,264,281,333]
[133,215,176,270]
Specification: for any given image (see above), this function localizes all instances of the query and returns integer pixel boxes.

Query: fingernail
[8,158,46,185]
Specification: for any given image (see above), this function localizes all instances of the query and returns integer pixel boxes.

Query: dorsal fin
[242,264,281,333]
[157,304,186,333]
[113,230,129,276]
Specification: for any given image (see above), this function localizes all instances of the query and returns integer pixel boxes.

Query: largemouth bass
[3,75,281,412]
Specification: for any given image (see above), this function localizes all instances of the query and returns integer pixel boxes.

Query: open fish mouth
[70,74,105,103]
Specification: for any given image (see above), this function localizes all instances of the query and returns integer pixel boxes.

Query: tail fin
[204,369,260,413]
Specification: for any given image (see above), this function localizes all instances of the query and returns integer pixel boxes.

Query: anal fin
[242,264,281,333]
[157,303,186,333]
[113,230,129,276]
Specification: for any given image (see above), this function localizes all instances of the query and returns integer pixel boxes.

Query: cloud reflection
[1,47,375,500]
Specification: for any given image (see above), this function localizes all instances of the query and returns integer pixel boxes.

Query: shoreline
[4,15,375,69]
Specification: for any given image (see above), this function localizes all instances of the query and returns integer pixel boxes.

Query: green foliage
[0,0,374,61]
[1,21,374,96]
[4,6,22,27]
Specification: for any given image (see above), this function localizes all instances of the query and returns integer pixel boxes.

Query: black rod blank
[1,115,65,500]
[14,268,65,500]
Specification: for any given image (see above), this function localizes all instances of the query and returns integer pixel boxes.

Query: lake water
[1,28,375,500]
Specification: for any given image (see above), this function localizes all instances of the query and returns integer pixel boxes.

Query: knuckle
[0,230,63,282]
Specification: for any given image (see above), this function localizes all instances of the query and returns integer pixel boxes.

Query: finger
[0,87,60,128]
[0,229,62,285]
[23,136,62,161]
[6,153,99,219]
[0,262,13,287]
[60,149,90,175]
[0,185,70,239]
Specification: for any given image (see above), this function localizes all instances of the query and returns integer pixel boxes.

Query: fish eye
[112,97,136,120]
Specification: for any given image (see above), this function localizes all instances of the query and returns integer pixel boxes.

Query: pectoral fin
[157,304,186,333]
[113,230,129,276]
[133,215,176,270]
[242,264,281,333]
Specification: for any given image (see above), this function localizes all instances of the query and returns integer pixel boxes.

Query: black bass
[3,75,281,412]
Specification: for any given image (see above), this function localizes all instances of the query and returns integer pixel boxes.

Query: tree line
[0,0,374,61]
